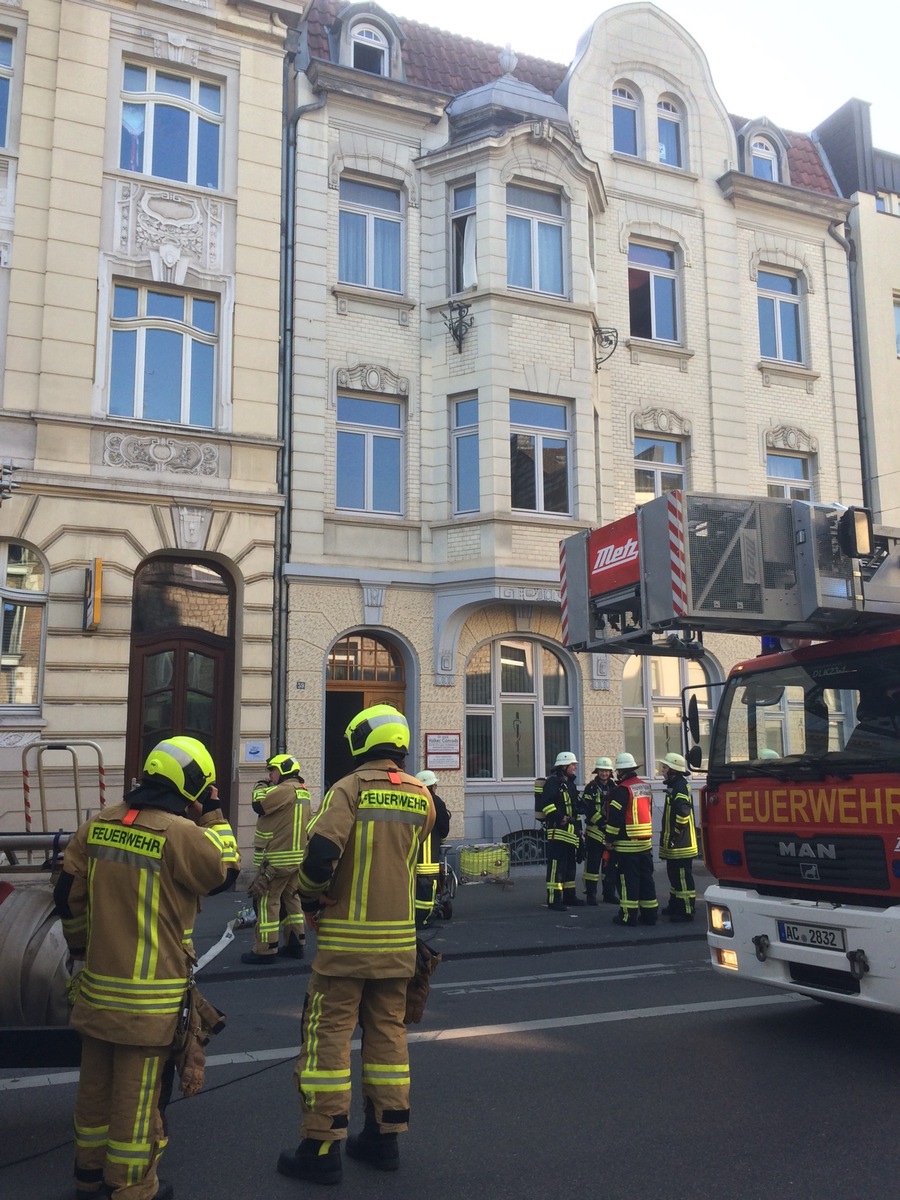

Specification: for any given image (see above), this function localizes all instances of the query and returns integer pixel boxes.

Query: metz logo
[592,537,639,574]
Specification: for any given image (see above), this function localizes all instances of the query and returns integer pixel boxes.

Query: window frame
[338,176,404,295]
[452,396,480,515]
[757,268,804,365]
[509,397,572,517]
[351,21,389,76]
[633,435,685,507]
[465,637,575,782]
[657,98,684,168]
[505,182,567,298]
[766,452,812,501]
[628,240,681,344]
[1,541,48,712]
[107,281,219,428]
[751,136,780,182]
[612,85,639,156]
[894,297,900,356]
[622,655,716,776]
[335,393,405,517]
[450,181,477,294]
[119,60,223,191]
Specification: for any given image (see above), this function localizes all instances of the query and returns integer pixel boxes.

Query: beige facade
[0,0,299,847]
[281,1,860,839]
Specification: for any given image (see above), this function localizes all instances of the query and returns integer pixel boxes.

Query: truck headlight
[716,948,739,970]
[709,904,734,936]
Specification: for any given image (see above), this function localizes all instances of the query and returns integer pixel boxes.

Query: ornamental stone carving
[117,182,224,279]
[499,586,560,604]
[362,584,385,625]
[104,432,219,475]
[138,29,205,64]
[765,425,818,454]
[591,654,611,692]
[336,364,410,396]
[634,407,692,438]
[173,506,212,551]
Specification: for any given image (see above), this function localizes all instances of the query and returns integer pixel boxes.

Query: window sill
[332,285,415,325]
[611,152,699,181]
[757,360,819,391]
[625,338,694,371]
[330,510,413,526]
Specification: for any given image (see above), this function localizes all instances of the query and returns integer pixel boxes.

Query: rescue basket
[458,842,511,885]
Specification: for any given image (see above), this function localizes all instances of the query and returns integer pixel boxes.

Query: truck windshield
[709,646,900,779]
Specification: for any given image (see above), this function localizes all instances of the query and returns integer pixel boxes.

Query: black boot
[548,896,568,911]
[612,911,638,926]
[277,1138,342,1185]
[584,884,598,907]
[565,892,585,907]
[277,937,305,959]
[240,950,278,965]
[346,1128,400,1172]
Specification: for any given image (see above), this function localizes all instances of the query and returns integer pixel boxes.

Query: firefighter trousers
[73,1035,169,1199]
[545,838,576,904]
[665,857,696,915]
[583,839,618,901]
[294,972,411,1141]
[616,849,658,921]
[253,869,304,955]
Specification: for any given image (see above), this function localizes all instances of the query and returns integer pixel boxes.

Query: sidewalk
[195,861,710,984]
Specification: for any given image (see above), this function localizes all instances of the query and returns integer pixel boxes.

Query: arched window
[657,98,683,168]
[612,85,639,156]
[622,655,715,772]
[324,632,407,788]
[1,541,47,708]
[751,136,779,181]
[465,638,574,780]
[351,22,389,75]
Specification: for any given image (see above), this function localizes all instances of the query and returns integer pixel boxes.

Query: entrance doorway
[126,559,235,813]
[324,633,406,789]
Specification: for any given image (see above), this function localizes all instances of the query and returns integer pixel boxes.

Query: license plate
[777,920,846,952]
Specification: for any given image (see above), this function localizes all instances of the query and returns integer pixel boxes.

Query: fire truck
[560,492,900,1011]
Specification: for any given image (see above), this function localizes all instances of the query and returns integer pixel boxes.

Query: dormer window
[751,136,779,182]
[352,22,388,76]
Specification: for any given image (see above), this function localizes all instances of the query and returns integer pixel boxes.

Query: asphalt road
[3,867,900,1199]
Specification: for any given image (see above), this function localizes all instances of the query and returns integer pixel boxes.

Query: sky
[391,0,899,151]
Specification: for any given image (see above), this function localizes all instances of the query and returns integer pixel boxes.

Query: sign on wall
[425,732,461,770]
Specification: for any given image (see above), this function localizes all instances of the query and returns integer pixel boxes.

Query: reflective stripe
[362,1063,410,1087]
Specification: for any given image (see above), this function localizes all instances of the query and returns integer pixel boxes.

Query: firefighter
[658,751,698,921]
[277,704,434,1186]
[413,769,451,928]
[580,756,618,905]
[241,753,311,964]
[53,736,239,1200]
[605,751,658,926]
[538,751,583,910]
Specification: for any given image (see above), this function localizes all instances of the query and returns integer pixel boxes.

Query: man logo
[800,863,820,881]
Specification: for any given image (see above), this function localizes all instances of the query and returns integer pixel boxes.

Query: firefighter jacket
[605,773,653,852]
[252,779,311,870]
[54,800,238,1047]
[297,758,435,979]
[581,776,614,843]
[538,771,580,846]
[660,772,698,859]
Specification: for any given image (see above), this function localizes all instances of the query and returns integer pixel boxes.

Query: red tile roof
[306,2,835,197]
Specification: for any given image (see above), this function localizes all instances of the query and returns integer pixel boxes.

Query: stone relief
[634,407,692,438]
[117,182,224,280]
[335,364,410,397]
[766,425,818,454]
[104,433,219,475]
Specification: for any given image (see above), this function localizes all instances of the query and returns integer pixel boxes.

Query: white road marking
[0,993,801,1092]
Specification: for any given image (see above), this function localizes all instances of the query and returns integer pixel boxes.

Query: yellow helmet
[345,704,410,758]
[143,736,216,803]
[267,753,301,780]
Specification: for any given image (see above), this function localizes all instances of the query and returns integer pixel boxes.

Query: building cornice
[306,59,451,123]
[717,171,853,221]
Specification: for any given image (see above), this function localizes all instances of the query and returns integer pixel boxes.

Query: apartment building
[0,0,302,838]
[281,1,858,840]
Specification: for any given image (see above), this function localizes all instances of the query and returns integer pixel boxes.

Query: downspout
[828,215,872,511]
[272,27,326,752]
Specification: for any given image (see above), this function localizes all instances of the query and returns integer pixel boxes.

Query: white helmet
[758,748,780,760]
[615,752,637,770]
[416,769,439,788]
[554,751,578,768]
[593,756,613,771]
[657,751,688,774]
